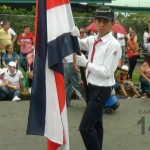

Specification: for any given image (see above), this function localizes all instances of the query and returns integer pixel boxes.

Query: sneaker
[124,96,131,99]
[132,95,138,98]
[12,96,21,102]
[141,96,146,99]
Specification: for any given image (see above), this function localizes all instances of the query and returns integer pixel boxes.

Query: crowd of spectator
[0,20,34,101]
[1,19,150,101]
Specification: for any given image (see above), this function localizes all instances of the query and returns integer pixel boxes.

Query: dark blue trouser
[79,84,112,150]
[128,56,138,80]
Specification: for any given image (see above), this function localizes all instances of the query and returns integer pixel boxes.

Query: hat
[95,6,114,20]
[0,68,5,75]
[121,65,129,71]
[8,61,16,68]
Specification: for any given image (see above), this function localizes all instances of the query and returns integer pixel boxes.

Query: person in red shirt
[17,25,34,72]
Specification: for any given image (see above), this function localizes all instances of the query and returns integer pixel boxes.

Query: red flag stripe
[47,72,66,149]
[47,0,70,9]
[54,72,66,112]
[47,140,60,150]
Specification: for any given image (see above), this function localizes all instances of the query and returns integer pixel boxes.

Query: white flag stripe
[45,54,64,144]
[47,4,74,42]
[58,104,69,150]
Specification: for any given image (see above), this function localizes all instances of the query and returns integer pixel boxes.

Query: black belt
[88,83,101,88]
[88,83,112,89]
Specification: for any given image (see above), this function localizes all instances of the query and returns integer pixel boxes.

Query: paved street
[0,98,150,150]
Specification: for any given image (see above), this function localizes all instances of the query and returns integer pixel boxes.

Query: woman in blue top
[2,44,19,68]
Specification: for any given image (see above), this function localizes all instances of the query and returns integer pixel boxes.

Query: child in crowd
[116,65,142,98]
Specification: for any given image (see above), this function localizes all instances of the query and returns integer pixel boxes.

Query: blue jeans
[114,82,120,92]
[64,63,86,106]
[0,87,9,100]
[20,53,27,71]
[1,86,20,99]
[139,75,149,93]
[79,84,112,150]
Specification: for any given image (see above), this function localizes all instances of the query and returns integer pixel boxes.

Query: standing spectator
[79,28,86,39]
[4,61,23,101]
[127,27,137,42]
[145,36,150,53]
[127,30,140,80]
[71,6,121,150]
[2,44,18,68]
[0,21,17,45]
[143,27,149,48]
[117,33,126,62]
[0,21,14,53]
[0,21,12,67]
[17,25,34,72]
[139,54,150,98]
[79,28,88,57]
[64,53,86,107]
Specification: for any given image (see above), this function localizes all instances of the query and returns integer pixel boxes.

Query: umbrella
[85,22,127,34]
[111,23,127,34]
[85,22,97,32]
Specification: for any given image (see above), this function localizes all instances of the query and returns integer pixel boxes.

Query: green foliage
[0,5,35,15]
[116,13,150,46]
[0,5,35,53]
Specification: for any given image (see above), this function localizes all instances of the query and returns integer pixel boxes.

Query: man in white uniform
[71,6,122,150]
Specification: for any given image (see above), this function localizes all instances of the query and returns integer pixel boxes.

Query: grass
[132,62,142,82]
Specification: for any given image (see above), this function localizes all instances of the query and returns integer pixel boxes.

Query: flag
[26,0,79,150]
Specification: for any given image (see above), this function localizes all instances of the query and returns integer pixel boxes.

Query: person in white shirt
[71,6,122,150]
[4,61,23,101]
[64,53,86,106]
[142,27,149,57]
[117,33,126,62]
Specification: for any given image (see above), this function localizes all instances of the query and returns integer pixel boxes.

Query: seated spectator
[26,51,34,94]
[0,68,8,100]
[139,54,150,98]
[2,44,18,68]
[4,61,23,101]
[116,65,142,98]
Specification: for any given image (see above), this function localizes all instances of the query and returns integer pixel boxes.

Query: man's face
[95,18,114,37]
[3,23,10,31]
[8,66,15,74]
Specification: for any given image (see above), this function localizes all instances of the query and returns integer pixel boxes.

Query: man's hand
[71,26,80,37]
[76,53,89,67]
[73,64,79,73]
